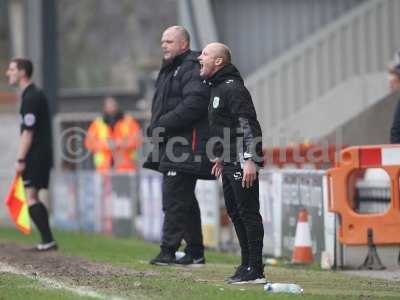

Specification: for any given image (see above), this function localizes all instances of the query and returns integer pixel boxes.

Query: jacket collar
[206,63,243,86]
[103,111,124,128]
[21,83,35,98]
[161,49,192,69]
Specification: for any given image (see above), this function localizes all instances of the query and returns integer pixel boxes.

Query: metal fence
[50,170,224,249]
[260,169,335,261]
[51,171,138,237]
[2,166,394,266]
[49,168,335,260]
[0,168,335,260]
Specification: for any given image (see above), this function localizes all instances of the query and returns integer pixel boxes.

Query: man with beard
[85,96,142,173]
[144,26,213,266]
[198,43,265,284]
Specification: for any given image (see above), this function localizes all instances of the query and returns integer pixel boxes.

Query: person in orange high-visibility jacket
[85,97,142,173]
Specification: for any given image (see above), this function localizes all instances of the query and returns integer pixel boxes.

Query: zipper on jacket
[192,128,197,152]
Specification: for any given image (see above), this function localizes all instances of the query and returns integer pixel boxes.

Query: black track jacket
[206,64,263,166]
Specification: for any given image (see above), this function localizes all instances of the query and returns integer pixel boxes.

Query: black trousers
[161,171,204,257]
[222,164,264,267]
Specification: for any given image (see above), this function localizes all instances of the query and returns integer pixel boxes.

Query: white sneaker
[36,241,58,251]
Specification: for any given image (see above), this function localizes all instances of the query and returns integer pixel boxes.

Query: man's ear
[18,69,27,79]
[181,40,189,51]
[215,57,223,66]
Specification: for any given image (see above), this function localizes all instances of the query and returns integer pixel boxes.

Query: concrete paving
[342,268,400,281]
[338,245,400,281]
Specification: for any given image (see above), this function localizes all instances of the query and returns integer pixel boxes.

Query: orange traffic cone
[292,208,313,264]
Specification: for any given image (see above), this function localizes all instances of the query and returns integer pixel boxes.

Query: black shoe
[175,253,205,266]
[149,252,175,266]
[225,264,248,283]
[228,265,266,284]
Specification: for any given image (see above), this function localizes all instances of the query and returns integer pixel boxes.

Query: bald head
[206,42,231,65]
[164,26,190,44]
[198,42,232,78]
[161,26,191,61]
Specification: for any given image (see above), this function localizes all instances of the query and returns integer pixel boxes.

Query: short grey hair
[220,45,231,64]
[169,25,190,45]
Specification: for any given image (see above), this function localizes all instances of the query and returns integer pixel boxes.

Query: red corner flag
[5,174,31,234]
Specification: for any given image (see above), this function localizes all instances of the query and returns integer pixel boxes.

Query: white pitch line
[0,262,127,300]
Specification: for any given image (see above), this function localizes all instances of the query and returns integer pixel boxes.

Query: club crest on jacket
[213,96,220,108]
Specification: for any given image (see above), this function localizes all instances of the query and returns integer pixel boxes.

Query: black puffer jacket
[206,63,263,166]
[390,90,400,143]
[143,50,214,179]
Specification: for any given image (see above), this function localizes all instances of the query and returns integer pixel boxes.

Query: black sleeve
[21,97,39,131]
[155,62,210,131]
[228,85,261,158]
[391,100,400,143]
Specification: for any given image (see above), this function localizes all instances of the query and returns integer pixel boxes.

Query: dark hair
[389,64,400,79]
[11,58,34,78]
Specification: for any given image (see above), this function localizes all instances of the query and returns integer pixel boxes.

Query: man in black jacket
[389,63,400,143]
[144,26,213,266]
[199,43,265,284]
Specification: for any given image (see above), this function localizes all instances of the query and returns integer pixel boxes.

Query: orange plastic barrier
[327,145,400,245]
